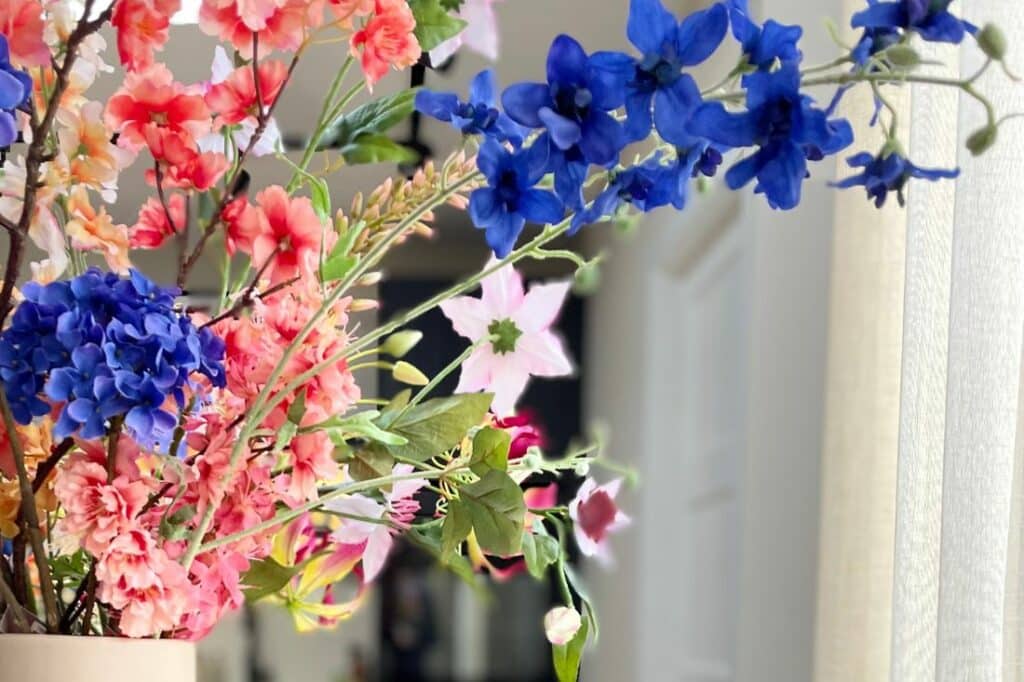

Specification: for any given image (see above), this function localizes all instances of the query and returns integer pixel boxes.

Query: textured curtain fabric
[816,1,1024,680]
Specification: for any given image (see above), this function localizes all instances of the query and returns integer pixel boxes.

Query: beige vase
[0,634,195,682]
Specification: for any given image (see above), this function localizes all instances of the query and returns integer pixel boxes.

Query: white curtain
[816,1,1024,680]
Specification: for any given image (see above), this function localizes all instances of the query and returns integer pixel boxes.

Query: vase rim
[0,633,194,647]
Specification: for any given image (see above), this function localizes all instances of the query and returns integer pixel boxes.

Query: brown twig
[201,269,297,330]
[0,0,114,326]
[0,394,59,632]
[32,438,74,493]
[0,565,29,632]
[176,49,302,288]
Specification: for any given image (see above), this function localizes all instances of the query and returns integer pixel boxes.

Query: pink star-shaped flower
[430,0,503,65]
[441,261,573,416]
[569,478,630,565]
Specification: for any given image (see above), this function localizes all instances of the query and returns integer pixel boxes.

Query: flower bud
[356,271,383,287]
[521,451,543,471]
[381,330,423,358]
[978,23,1007,61]
[544,606,582,646]
[885,45,921,69]
[348,298,379,312]
[573,261,601,296]
[967,125,998,156]
[392,361,430,386]
[573,460,591,477]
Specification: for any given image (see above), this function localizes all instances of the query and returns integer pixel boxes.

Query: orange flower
[205,60,289,126]
[0,0,49,67]
[112,0,182,71]
[105,63,211,152]
[65,187,133,273]
[0,416,60,537]
[57,101,134,197]
[350,0,421,88]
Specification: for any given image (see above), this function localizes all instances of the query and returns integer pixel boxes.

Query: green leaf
[522,531,560,580]
[564,563,600,641]
[380,393,493,462]
[406,524,484,593]
[321,90,418,151]
[341,134,418,165]
[286,389,307,425]
[50,550,90,582]
[323,411,410,446]
[460,470,526,557]
[409,0,468,51]
[242,557,302,602]
[441,498,473,559]
[310,176,332,223]
[274,420,298,454]
[346,444,396,481]
[159,504,197,541]
[470,426,511,476]
[321,251,360,282]
[552,616,589,682]
[379,389,412,424]
[439,0,464,11]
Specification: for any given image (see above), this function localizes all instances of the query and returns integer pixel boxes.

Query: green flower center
[488,318,522,355]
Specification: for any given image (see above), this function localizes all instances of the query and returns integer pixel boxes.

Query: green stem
[395,338,486,421]
[553,520,575,607]
[287,57,355,193]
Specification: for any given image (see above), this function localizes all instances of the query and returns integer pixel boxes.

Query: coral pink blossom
[327,0,373,25]
[0,0,49,67]
[130,193,186,249]
[181,548,250,640]
[200,0,324,55]
[53,448,151,557]
[230,185,332,284]
[112,0,183,71]
[350,0,421,87]
[95,528,197,638]
[205,0,286,31]
[205,60,289,126]
[141,127,229,190]
[105,63,211,151]
[285,432,340,503]
[569,478,629,565]
[327,464,427,581]
[441,261,573,416]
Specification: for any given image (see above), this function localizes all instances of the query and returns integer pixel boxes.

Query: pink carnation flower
[95,527,197,638]
[53,447,151,557]
[284,432,341,503]
[181,548,251,640]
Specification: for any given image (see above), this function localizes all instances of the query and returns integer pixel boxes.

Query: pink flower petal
[480,260,525,317]
[515,331,573,377]
[514,280,571,332]
[455,347,496,394]
[489,364,530,416]
[440,295,492,340]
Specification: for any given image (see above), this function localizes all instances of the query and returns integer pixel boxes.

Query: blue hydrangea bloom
[833,150,959,207]
[502,35,627,170]
[415,69,526,148]
[590,0,728,145]
[728,0,803,71]
[470,138,565,257]
[687,64,854,210]
[0,269,226,451]
[0,34,32,148]
[851,0,976,44]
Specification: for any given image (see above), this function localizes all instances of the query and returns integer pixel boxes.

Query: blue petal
[627,0,678,55]
[687,102,758,147]
[0,70,25,110]
[66,399,97,423]
[476,137,505,181]
[547,35,589,86]
[518,189,565,225]
[579,111,624,166]
[523,139,553,186]
[676,3,730,66]
[469,69,498,106]
[469,188,502,227]
[502,83,552,128]
[850,2,905,29]
[653,75,702,147]
[588,52,633,110]
[484,211,526,258]
[755,141,807,209]
[916,12,966,43]
[624,90,654,142]
[728,0,761,49]
[539,107,582,150]
[725,151,765,190]
[751,20,803,67]
[415,90,459,122]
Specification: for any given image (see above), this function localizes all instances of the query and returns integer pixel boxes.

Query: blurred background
[54,0,1024,680]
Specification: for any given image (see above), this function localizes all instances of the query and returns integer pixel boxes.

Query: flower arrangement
[0,0,1014,678]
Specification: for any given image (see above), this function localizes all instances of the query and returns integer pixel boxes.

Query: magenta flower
[440,261,573,416]
[569,478,629,564]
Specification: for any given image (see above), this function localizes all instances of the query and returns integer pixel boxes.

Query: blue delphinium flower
[851,0,976,44]
[591,0,728,145]
[415,69,526,148]
[688,64,853,210]
[0,34,32,148]
[470,137,565,257]
[503,35,628,172]
[728,0,803,71]
[0,269,226,451]
[833,150,959,206]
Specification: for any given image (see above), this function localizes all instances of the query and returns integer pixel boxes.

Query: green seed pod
[967,125,998,156]
[978,24,1008,61]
